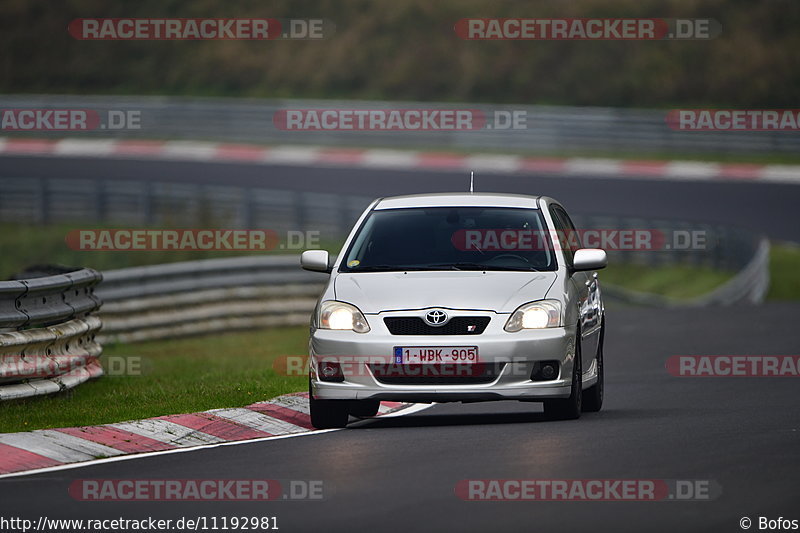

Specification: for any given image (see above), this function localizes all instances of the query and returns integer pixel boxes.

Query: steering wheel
[485,253,534,266]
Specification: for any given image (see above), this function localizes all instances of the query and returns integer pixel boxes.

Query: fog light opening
[531,360,560,382]
[319,361,344,382]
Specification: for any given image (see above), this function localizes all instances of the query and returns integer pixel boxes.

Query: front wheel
[309,378,350,429]
[583,318,604,413]
[543,337,582,420]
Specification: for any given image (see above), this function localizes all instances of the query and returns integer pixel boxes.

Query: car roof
[374,192,542,210]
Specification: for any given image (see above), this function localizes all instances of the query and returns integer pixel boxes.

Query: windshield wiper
[348,264,451,272]
[427,262,539,272]
[347,263,537,272]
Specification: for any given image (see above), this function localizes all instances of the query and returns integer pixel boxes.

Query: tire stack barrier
[0,268,103,400]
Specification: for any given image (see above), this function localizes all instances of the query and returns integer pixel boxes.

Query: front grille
[369,362,505,385]
[384,316,490,335]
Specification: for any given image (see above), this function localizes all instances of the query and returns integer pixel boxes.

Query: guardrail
[1,94,798,155]
[96,256,324,343]
[570,215,763,271]
[0,268,103,400]
[0,176,373,235]
[602,238,770,307]
[571,214,771,306]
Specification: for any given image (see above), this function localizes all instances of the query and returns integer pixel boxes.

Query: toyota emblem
[424,309,448,326]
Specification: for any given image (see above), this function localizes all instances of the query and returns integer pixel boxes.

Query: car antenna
[469,171,474,193]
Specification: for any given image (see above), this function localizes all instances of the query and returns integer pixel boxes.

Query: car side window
[556,206,582,249]
[549,205,581,266]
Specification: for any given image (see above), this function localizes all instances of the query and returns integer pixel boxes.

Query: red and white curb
[1,137,798,184]
[0,392,422,477]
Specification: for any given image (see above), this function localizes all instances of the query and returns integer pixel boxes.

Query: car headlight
[504,300,562,332]
[319,301,370,333]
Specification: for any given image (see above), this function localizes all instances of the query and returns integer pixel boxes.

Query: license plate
[394,346,479,364]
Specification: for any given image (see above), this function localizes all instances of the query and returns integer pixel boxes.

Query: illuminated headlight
[504,300,562,332]
[319,301,370,333]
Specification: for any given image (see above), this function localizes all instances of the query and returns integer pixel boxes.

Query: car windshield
[339,206,556,272]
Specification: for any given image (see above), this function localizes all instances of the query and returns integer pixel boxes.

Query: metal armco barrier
[1,94,798,155]
[602,238,770,307]
[0,267,102,329]
[0,177,373,238]
[96,256,325,343]
[0,268,103,400]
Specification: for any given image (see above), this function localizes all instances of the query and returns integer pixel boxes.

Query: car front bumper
[309,314,578,403]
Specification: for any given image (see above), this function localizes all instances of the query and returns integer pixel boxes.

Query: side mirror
[572,249,607,271]
[301,250,331,273]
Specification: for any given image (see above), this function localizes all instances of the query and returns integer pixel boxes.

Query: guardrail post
[141,181,154,226]
[242,188,256,229]
[294,191,308,232]
[94,178,107,223]
[38,177,50,225]
[710,226,723,270]
[339,195,353,237]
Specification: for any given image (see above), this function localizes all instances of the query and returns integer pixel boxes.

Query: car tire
[582,316,604,413]
[544,336,582,420]
[309,378,350,429]
[349,399,381,418]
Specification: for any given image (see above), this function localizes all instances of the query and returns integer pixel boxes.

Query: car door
[549,205,600,370]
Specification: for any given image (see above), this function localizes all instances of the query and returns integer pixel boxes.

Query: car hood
[333,271,557,314]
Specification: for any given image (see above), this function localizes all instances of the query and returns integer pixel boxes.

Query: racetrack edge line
[0,403,435,480]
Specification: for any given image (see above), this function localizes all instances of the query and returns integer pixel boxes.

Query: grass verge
[0,326,308,433]
[600,263,734,300]
[767,243,800,300]
[601,243,799,301]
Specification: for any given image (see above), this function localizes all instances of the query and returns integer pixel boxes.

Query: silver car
[301,193,607,428]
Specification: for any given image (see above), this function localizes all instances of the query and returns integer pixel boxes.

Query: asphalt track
[1,155,799,241]
[1,303,798,532]
[1,156,798,532]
